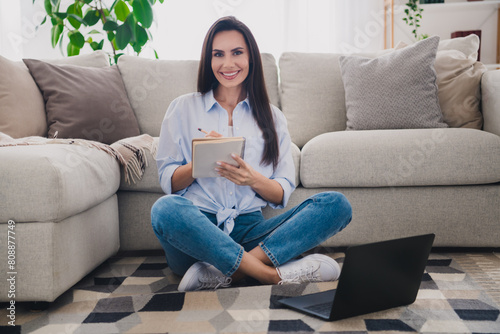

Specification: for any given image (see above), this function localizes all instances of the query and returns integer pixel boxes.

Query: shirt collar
[203,90,250,113]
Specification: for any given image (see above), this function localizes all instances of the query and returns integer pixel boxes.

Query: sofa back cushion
[279,53,346,148]
[118,53,280,137]
[0,55,46,138]
[279,50,391,148]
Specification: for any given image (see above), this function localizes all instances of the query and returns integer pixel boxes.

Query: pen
[198,128,209,135]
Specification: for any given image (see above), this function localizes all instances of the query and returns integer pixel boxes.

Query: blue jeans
[151,191,352,277]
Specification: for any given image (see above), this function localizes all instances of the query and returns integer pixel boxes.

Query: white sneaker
[178,262,232,292]
[276,254,341,285]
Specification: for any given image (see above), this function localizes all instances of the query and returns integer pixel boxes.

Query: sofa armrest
[482,70,500,136]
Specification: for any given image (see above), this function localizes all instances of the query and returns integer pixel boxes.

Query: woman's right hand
[205,130,223,138]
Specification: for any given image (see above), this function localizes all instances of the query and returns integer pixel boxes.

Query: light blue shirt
[156,90,296,234]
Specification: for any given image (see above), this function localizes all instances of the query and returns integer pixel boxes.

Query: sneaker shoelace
[197,271,232,290]
[277,262,320,285]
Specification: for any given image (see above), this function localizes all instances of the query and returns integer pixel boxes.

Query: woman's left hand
[215,154,256,186]
[217,153,284,205]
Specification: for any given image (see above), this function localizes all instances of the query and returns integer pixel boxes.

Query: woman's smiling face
[211,30,250,91]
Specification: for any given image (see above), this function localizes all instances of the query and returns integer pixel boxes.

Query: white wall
[0,1,63,61]
[0,0,384,62]
[146,0,385,61]
[4,0,496,64]
[0,1,22,60]
[146,0,288,61]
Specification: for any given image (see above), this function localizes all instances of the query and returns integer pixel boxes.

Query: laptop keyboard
[304,302,333,316]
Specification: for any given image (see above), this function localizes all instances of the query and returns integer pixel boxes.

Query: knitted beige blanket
[0,132,157,184]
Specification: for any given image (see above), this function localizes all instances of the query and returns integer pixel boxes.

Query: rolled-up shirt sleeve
[268,106,296,209]
[156,98,188,196]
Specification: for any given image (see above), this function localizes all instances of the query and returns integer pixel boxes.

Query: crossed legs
[151,191,352,285]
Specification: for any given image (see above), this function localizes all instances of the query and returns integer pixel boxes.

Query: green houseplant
[402,0,428,41]
[36,0,164,63]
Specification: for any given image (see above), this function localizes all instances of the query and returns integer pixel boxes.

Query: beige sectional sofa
[1,35,499,302]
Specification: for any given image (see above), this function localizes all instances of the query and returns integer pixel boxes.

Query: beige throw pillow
[434,47,486,129]
[0,56,46,138]
[397,35,486,129]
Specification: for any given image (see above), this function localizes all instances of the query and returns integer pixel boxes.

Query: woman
[152,16,352,291]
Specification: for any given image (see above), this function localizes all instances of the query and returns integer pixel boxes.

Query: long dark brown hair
[198,16,279,170]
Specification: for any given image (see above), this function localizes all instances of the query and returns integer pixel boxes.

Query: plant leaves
[83,10,100,26]
[110,0,120,11]
[44,0,53,15]
[67,40,81,56]
[68,14,87,26]
[90,39,104,51]
[68,30,85,48]
[58,32,65,54]
[103,20,119,31]
[67,3,83,29]
[115,0,130,22]
[51,23,63,48]
[114,53,124,64]
[38,16,47,27]
[135,24,148,47]
[115,23,132,49]
[53,12,67,20]
[131,42,142,53]
[132,0,153,28]
[125,13,137,42]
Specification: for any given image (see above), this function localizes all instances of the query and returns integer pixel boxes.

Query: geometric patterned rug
[1,249,500,333]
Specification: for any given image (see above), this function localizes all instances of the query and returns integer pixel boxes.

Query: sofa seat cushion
[300,128,500,188]
[0,144,120,222]
[118,138,302,191]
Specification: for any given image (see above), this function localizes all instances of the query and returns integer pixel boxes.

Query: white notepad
[191,137,246,178]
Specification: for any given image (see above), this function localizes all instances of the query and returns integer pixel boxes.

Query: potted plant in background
[35,0,165,64]
[402,0,428,40]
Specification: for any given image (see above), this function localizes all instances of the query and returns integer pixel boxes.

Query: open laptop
[278,233,435,321]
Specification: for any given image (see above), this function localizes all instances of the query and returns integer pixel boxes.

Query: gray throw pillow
[23,59,140,144]
[339,36,448,130]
